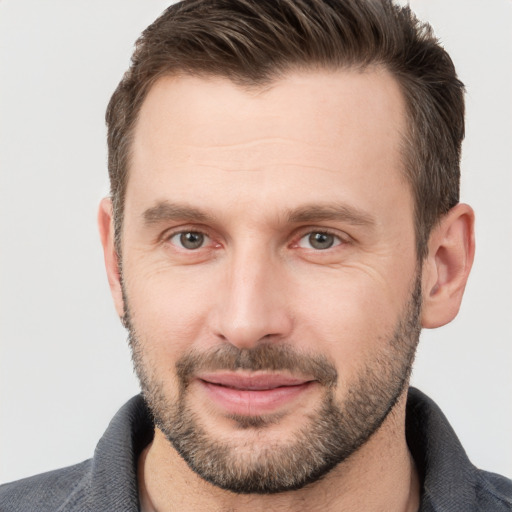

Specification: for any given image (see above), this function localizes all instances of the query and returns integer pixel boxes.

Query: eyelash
[162,227,215,251]
[295,229,345,250]
[161,227,349,252]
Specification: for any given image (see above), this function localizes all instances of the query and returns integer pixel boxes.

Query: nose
[212,245,293,349]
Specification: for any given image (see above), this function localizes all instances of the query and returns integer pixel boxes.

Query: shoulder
[474,470,512,511]
[0,395,152,512]
[406,388,512,511]
[0,460,92,512]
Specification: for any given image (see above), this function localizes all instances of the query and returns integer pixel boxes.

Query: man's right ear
[98,198,125,320]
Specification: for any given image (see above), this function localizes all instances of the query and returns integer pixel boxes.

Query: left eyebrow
[285,203,375,227]
[143,201,212,225]
[142,200,375,228]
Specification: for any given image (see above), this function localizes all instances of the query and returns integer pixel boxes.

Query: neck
[138,391,420,512]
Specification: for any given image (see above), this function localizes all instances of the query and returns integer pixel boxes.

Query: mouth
[196,372,317,416]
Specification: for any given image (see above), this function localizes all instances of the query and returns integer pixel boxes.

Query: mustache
[175,343,338,388]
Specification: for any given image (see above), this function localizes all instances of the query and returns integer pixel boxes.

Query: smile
[196,373,316,416]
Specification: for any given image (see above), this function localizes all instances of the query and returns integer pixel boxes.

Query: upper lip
[197,372,314,391]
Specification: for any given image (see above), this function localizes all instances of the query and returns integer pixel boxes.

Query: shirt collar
[84,388,481,511]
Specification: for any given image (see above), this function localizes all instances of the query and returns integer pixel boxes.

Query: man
[1,0,511,510]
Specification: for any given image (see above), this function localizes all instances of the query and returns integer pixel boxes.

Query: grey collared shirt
[1,388,511,511]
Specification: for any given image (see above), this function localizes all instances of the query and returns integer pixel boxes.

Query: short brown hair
[106,0,465,258]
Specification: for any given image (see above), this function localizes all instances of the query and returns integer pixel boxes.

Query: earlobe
[421,203,475,328]
[98,198,125,320]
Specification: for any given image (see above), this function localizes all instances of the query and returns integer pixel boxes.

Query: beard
[123,274,422,495]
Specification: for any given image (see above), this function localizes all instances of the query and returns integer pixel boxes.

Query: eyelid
[292,227,351,247]
[170,231,210,249]
[158,224,350,250]
[160,225,218,247]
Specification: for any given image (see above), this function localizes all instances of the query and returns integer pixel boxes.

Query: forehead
[127,68,410,223]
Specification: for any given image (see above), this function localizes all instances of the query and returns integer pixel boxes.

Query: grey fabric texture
[1,388,511,511]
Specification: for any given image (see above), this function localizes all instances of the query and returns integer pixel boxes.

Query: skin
[99,69,475,511]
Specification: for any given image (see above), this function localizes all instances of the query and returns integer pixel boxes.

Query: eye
[169,231,209,250]
[298,231,342,250]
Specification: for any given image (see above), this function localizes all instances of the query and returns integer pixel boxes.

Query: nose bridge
[214,238,291,348]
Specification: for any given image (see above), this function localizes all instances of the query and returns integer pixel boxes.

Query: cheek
[123,261,219,357]
[292,269,410,375]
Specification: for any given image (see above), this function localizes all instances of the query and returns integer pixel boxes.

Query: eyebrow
[142,200,375,228]
[143,201,212,225]
[286,204,375,227]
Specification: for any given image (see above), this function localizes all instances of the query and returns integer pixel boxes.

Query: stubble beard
[123,275,422,494]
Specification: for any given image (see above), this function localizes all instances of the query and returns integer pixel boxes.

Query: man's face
[119,69,421,493]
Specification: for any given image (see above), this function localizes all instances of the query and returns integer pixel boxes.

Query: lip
[196,372,316,416]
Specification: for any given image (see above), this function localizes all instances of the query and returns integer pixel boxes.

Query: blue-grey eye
[298,232,340,250]
[170,231,207,250]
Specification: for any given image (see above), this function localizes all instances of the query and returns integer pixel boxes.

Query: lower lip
[199,380,314,416]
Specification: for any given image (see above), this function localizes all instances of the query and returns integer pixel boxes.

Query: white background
[0,0,511,484]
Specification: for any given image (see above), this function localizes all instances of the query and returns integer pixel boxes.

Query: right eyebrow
[143,201,212,225]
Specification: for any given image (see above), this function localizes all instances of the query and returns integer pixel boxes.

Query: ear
[98,197,125,320]
[421,203,475,328]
